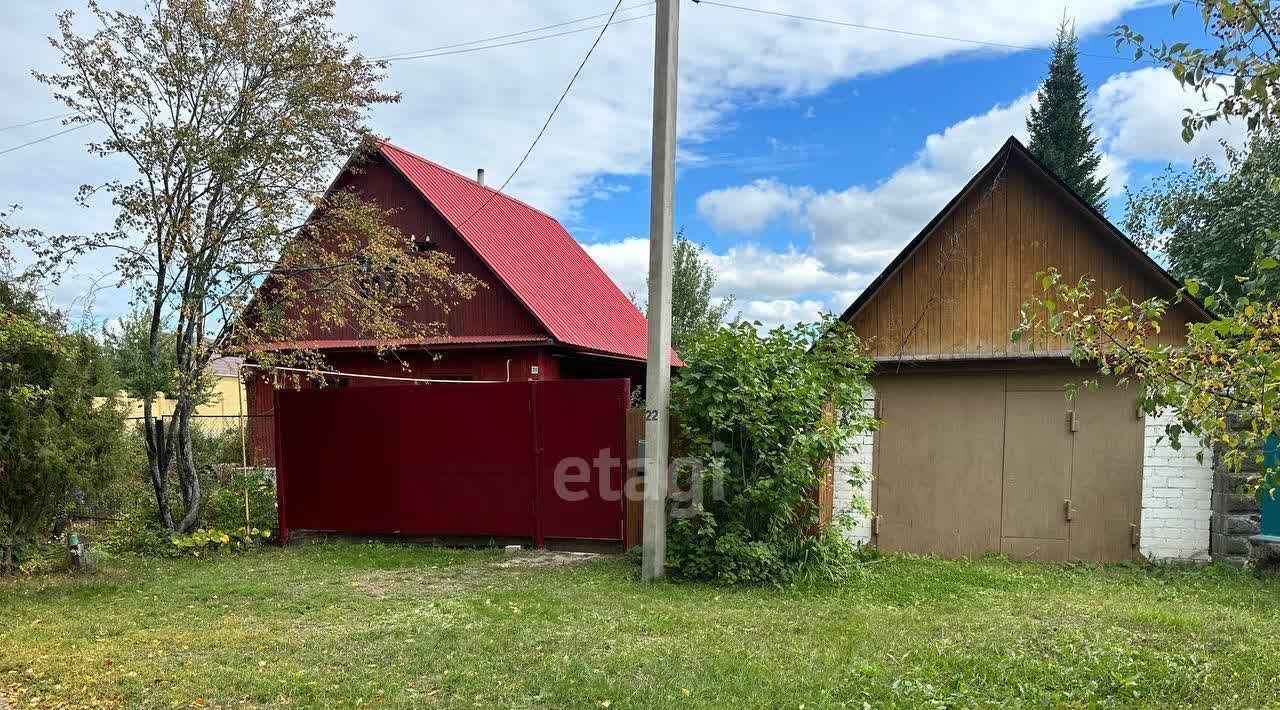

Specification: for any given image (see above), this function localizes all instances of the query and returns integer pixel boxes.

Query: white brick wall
[1140,409,1213,561]
[834,397,875,544]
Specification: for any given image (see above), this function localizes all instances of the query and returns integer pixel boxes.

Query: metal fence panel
[274,380,628,544]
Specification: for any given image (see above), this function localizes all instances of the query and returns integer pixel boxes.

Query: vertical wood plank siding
[850,155,1200,359]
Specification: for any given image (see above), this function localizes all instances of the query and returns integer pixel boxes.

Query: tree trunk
[143,400,175,531]
[174,402,201,533]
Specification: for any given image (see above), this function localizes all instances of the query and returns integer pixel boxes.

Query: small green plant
[171,526,272,556]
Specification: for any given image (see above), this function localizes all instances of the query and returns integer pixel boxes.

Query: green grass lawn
[2,543,1278,709]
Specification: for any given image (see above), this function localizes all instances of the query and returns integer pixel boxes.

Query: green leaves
[1022,261,1280,499]
[666,316,877,585]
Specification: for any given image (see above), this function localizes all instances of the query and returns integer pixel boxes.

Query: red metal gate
[273,379,628,546]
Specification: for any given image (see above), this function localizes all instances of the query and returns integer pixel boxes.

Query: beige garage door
[871,371,1143,561]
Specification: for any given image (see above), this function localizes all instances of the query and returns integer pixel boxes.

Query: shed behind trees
[834,137,1215,562]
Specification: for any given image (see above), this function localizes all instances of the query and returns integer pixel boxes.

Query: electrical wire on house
[452,0,628,232]
[689,0,1143,63]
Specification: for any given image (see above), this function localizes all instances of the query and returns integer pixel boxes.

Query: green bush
[666,316,877,585]
[0,281,131,574]
[103,509,183,558]
[205,468,277,533]
[191,425,247,467]
[98,428,277,557]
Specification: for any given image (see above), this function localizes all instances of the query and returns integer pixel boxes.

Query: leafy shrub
[191,425,248,467]
[205,468,277,533]
[666,316,877,585]
[104,509,183,558]
[0,281,131,574]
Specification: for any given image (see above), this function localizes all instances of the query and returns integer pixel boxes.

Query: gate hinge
[1064,499,1074,522]
[871,514,882,536]
[1130,522,1139,547]
[1069,410,1080,432]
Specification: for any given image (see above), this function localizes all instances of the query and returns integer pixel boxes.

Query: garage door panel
[873,373,1006,558]
[1001,390,1072,541]
[1069,384,1144,561]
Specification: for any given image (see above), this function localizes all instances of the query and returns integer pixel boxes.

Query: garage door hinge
[871,514,882,536]
[873,399,882,418]
[1131,523,1139,547]
[1064,499,1074,522]
[1069,410,1080,432]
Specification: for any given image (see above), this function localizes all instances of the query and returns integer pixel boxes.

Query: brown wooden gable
[842,137,1209,361]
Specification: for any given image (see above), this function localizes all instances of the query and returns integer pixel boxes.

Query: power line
[690,0,1140,63]
[0,9,650,157]
[0,112,76,133]
[454,0,627,232]
[0,122,91,157]
[372,2,654,61]
[379,10,653,64]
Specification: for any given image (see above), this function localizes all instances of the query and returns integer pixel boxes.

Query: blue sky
[0,1,1246,329]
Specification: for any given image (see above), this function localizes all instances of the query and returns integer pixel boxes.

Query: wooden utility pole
[642,0,679,582]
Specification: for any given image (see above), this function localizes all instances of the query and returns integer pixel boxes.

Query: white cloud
[0,0,1222,325]
[672,68,1246,329]
[583,237,650,299]
[696,179,813,233]
[1093,67,1247,167]
[737,298,828,330]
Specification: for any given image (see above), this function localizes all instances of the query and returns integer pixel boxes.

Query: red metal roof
[376,140,678,366]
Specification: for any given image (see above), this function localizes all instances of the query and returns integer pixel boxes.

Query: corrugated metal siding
[378,141,673,365]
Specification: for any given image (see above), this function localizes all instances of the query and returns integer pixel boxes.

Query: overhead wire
[0,122,91,157]
[689,0,1142,63]
[0,112,76,133]
[377,10,652,63]
[0,6,653,157]
[372,1,654,61]
[452,0,629,232]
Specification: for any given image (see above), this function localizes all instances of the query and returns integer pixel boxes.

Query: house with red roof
[244,139,668,466]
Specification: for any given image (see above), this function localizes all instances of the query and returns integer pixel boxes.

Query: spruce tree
[1026,19,1108,208]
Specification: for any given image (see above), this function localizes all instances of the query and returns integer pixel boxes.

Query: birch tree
[29,0,480,532]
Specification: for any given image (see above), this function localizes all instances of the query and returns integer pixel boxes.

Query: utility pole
[642,0,679,583]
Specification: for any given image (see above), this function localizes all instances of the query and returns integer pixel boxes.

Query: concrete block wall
[833,397,875,545]
[1140,410,1214,561]
[1210,416,1263,567]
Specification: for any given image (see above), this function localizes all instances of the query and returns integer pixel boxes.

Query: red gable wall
[290,154,548,344]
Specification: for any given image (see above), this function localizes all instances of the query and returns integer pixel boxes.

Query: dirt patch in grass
[492,550,601,569]
[352,550,606,597]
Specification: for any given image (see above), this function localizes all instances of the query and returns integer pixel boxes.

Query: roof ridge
[838,135,1211,325]
[373,139,561,223]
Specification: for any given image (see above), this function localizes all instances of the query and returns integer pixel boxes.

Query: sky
[0,0,1249,330]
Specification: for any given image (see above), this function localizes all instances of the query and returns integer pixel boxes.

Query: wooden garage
[839,137,1210,561]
